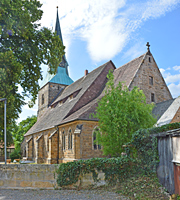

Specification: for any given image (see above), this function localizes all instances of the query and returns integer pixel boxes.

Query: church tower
[37,7,74,119]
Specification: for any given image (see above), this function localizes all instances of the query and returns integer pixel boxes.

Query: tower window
[149,76,153,85]
[151,93,155,102]
[149,57,151,62]
[42,94,44,105]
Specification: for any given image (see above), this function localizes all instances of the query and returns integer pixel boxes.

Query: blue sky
[18,0,180,123]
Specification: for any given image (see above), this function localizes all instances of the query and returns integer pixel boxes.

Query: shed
[155,128,180,195]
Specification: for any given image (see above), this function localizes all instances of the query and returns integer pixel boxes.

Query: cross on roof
[146,42,150,51]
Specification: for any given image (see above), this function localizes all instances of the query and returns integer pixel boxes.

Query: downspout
[55,126,59,164]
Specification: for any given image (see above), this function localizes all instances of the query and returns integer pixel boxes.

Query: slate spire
[40,7,73,88]
[55,6,69,75]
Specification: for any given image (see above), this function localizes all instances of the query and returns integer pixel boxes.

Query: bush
[127,122,180,172]
[10,149,22,161]
[56,157,135,187]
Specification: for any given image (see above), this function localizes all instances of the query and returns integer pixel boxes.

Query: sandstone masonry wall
[0,164,57,189]
[129,54,172,104]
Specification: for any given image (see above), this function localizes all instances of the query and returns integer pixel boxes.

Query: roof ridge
[116,53,146,70]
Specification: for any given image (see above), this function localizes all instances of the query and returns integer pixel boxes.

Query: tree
[0,0,65,144]
[11,115,37,150]
[93,71,157,157]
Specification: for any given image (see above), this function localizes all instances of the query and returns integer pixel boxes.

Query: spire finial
[146,42,150,52]
[56,6,58,9]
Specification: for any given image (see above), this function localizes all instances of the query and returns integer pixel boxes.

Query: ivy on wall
[56,122,180,187]
[127,122,180,172]
[56,157,134,187]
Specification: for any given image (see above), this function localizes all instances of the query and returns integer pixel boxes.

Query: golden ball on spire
[56,6,58,9]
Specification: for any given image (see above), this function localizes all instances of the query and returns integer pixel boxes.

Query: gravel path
[0,189,129,200]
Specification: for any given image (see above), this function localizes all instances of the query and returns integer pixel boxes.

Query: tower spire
[55,6,63,42]
[55,6,69,75]
[40,7,73,89]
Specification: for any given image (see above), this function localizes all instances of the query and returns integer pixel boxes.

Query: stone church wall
[37,83,66,119]
[25,120,103,164]
[129,54,172,104]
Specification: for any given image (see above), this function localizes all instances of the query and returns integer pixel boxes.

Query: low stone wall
[0,164,57,189]
[0,164,106,189]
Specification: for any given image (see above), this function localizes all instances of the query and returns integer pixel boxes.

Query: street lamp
[0,98,7,164]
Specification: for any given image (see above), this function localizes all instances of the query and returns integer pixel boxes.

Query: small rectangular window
[151,93,155,102]
[149,76,153,85]
[42,94,44,105]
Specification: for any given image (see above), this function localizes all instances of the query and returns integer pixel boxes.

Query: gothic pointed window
[68,129,72,149]
[62,130,65,150]
[92,127,101,150]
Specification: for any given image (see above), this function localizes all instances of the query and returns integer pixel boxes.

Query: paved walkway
[0,189,129,200]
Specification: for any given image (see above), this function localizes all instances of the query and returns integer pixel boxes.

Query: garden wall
[0,164,57,189]
[0,164,105,189]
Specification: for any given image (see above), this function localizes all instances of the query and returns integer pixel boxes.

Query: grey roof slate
[113,54,145,87]
[25,51,172,137]
[156,96,180,126]
[152,99,175,120]
[24,61,113,136]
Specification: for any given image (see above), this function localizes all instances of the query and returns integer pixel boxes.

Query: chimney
[85,69,88,76]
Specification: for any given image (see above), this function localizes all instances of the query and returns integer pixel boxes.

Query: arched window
[68,129,72,149]
[62,130,65,150]
[92,127,101,150]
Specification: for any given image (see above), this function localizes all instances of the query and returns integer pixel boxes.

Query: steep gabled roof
[25,61,114,136]
[113,54,145,88]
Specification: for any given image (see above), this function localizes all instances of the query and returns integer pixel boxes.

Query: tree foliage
[93,71,157,157]
[0,0,65,143]
[11,115,37,150]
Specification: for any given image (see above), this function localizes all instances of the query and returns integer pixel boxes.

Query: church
[24,9,176,164]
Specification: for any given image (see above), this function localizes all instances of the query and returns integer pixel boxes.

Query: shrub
[56,157,135,187]
[10,149,22,161]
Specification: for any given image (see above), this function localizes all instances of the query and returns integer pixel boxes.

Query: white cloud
[173,65,180,71]
[165,74,180,84]
[122,42,146,61]
[168,83,180,98]
[160,65,180,98]
[39,0,180,61]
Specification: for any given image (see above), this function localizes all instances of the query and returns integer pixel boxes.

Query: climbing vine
[127,122,180,173]
[56,157,134,187]
[56,122,180,187]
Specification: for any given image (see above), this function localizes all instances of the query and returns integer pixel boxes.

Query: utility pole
[0,98,7,164]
